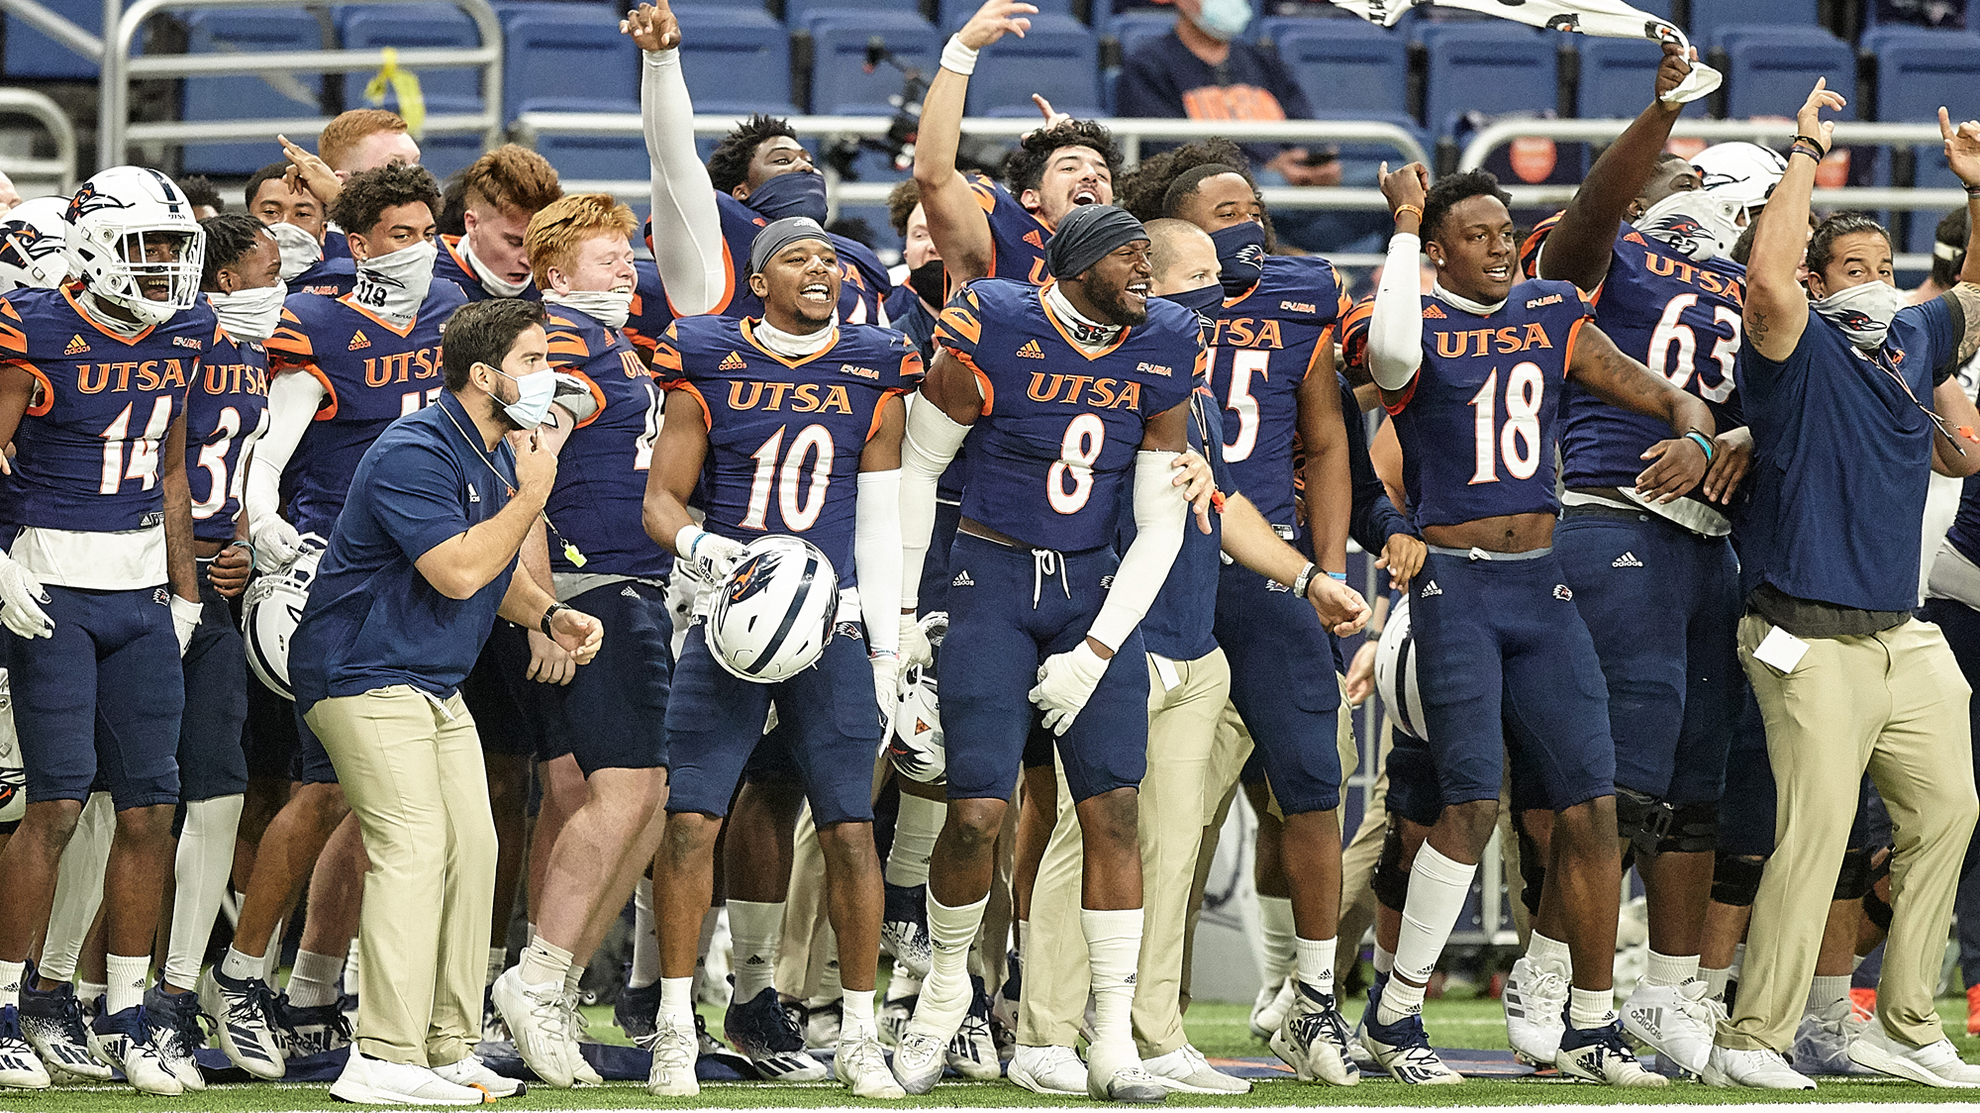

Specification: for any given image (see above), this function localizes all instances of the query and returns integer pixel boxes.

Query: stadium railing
[0,88,78,198]
[97,0,504,170]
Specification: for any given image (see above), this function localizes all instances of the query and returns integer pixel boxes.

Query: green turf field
[9,996,1980,1109]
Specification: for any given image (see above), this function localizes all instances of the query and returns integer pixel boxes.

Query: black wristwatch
[540,602,571,637]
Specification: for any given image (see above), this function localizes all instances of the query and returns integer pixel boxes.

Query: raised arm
[625,1,727,317]
[913,0,1036,285]
[1568,322,1715,502]
[1370,163,1431,402]
[1939,106,1980,369]
[1536,43,1692,292]
[1746,80,1846,361]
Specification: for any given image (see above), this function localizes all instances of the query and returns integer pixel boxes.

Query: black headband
[1046,204,1146,281]
[749,216,830,275]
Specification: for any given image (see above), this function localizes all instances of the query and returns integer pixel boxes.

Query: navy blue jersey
[0,287,210,532]
[434,234,538,303]
[1386,281,1592,530]
[542,303,672,580]
[267,281,469,538]
[934,279,1201,552]
[1951,471,1980,568]
[186,325,271,543]
[967,175,1053,286]
[1524,215,1747,490]
[656,316,921,581]
[1123,372,1227,661]
[1208,254,1349,535]
[291,257,356,299]
[625,258,667,363]
[1738,298,1959,612]
[640,195,890,326]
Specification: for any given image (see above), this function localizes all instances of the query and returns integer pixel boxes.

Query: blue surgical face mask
[1160,282,1223,332]
[1210,221,1267,297]
[1195,0,1251,41]
[489,366,556,429]
[746,171,829,225]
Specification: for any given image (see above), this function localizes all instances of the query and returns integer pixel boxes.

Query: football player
[434,145,562,302]
[243,162,348,298]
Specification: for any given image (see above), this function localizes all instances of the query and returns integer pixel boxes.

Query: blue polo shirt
[1736,297,1959,614]
[289,389,519,711]
[1121,374,1230,662]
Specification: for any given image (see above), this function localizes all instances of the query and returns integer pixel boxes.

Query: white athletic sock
[884,795,944,889]
[487,946,507,987]
[629,878,661,990]
[260,921,284,982]
[1373,945,1395,976]
[693,905,721,999]
[220,945,261,983]
[1701,965,1730,1001]
[1568,986,1614,1030]
[106,954,148,1015]
[659,976,694,1025]
[1644,949,1697,988]
[1381,844,1476,1024]
[166,794,244,990]
[1257,895,1297,982]
[1016,919,1030,962]
[918,892,988,1035]
[1807,974,1850,1013]
[1729,942,1745,979]
[1525,930,1572,976]
[817,926,841,999]
[1296,936,1337,998]
[1082,908,1144,1073]
[519,937,572,991]
[79,980,106,1009]
[565,964,584,999]
[841,986,876,1040]
[287,948,346,1009]
[346,937,361,1002]
[727,900,783,1002]
[0,960,23,1010]
[1852,952,1868,972]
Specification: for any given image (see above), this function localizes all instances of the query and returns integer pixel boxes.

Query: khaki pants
[1720,615,1977,1053]
[1019,650,1230,1055]
[309,686,497,1067]
[1336,717,1393,978]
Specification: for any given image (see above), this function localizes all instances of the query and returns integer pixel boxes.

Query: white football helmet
[0,670,22,824]
[889,613,948,784]
[1374,595,1428,742]
[65,166,206,326]
[242,540,325,700]
[1691,141,1787,214]
[0,197,72,292]
[704,535,838,684]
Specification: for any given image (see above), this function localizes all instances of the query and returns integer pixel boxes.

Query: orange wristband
[1394,203,1423,224]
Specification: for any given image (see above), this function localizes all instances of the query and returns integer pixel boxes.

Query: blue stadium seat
[1716,26,1853,121]
[1573,36,1701,119]
[489,0,614,32]
[1109,10,1177,59]
[673,3,795,113]
[4,0,100,79]
[180,9,326,175]
[505,8,637,116]
[966,13,1101,118]
[1419,23,1558,139]
[785,0,917,23]
[1271,21,1407,117]
[809,11,940,115]
[1865,27,1980,122]
[338,4,483,119]
[533,134,648,183]
[939,0,1075,31]
[1686,0,1819,42]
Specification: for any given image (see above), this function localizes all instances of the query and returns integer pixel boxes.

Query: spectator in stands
[180,176,222,219]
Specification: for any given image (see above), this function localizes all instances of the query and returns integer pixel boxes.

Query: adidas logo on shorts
[951,570,974,587]
[1612,551,1644,567]
[622,585,640,598]
[1419,580,1441,597]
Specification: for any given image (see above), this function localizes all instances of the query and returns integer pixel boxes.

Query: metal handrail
[0,0,103,61]
[98,0,505,171]
[0,89,79,197]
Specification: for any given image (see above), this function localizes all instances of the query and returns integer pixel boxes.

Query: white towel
[1326,0,1722,103]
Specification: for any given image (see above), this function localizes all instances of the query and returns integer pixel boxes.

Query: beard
[1087,278,1148,328]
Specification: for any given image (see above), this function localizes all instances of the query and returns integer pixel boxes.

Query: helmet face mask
[65,167,206,326]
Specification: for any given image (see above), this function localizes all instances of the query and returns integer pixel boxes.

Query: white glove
[899,613,934,669]
[250,514,303,573]
[675,524,746,585]
[171,596,202,657]
[1028,641,1111,736]
[871,650,900,736]
[0,550,52,640]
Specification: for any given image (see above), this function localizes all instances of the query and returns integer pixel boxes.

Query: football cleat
[1249,976,1294,1040]
[17,979,109,1082]
[801,995,842,1051]
[1555,1019,1668,1087]
[891,1029,948,1094]
[277,998,352,1060]
[143,984,207,1091]
[92,1005,182,1095]
[491,967,581,1088]
[880,882,932,978]
[694,1012,727,1057]
[199,967,284,1079]
[645,1016,700,1097]
[1792,997,1873,1075]
[1359,981,1461,1086]
[1502,956,1569,1065]
[560,986,603,1085]
[1622,977,1722,1078]
[879,976,918,1048]
[946,977,1001,1079]
[0,1004,51,1090]
[723,987,827,1082]
[1702,1043,1815,1089]
[615,980,659,1045]
[481,984,510,1044]
[835,1033,906,1099]
[1010,1043,1086,1095]
[1272,982,1359,1085]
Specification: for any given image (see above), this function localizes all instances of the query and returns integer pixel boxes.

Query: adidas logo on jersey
[1023,229,1045,249]
[1016,339,1045,359]
[348,330,370,351]
[1554,584,1574,601]
[1612,551,1644,568]
[64,334,89,355]
[1422,304,1447,319]
[467,483,480,504]
[951,570,974,587]
[719,351,747,371]
[1623,231,1648,246]
[1100,575,1114,589]
[1420,580,1442,597]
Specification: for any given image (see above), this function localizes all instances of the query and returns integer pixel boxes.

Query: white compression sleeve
[898,396,970,611]
[164,794,245,989]
[40,792,114,983]
[242,372,325,533]
[1369,231,1427,392]
[1087,451,1187,652]
[642,47,727,317]
[855,469,903,657]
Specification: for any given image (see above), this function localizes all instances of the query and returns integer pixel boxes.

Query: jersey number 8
[1049,413,1105,514]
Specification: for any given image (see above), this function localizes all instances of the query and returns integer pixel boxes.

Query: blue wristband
[1684,431,1715,463]
[1327,571,1348,581]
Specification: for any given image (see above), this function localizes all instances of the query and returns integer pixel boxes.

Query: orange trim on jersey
[1381,376,1417,416]
[1304,324,1337,378]
[667,378,712,429]
[868,387,909,441]
[565,369,608,429]
[15,361,52,417]
[936,304,982,346]
[63,287,155,345]
[739,319,839,370]
[1038,282,1130,362]
[1562,314,1589,376]
[290,363,338,420]
[0,300,26,357]
[950,349,994,416]
[337,292,419,338]
[545,329,592,361]
[681,238,740,318]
